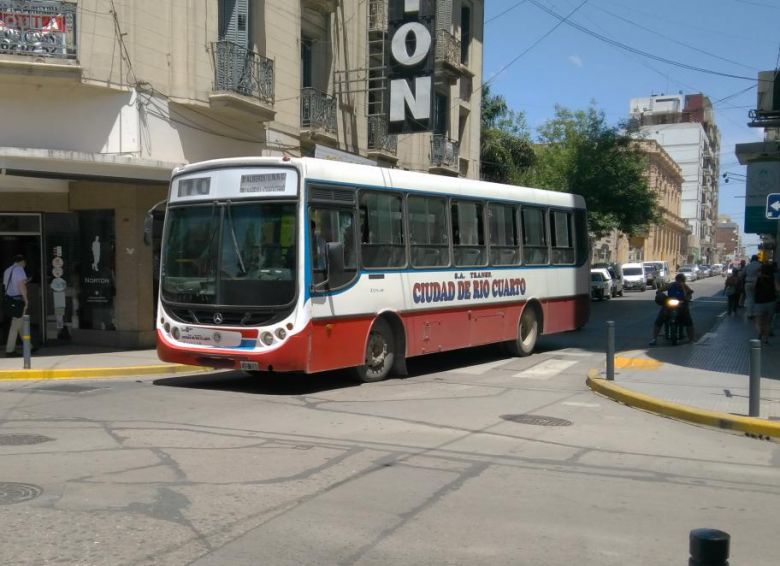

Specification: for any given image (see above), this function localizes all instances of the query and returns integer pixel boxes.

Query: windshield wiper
[225,201,247,275]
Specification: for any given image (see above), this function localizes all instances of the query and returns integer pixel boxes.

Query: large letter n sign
[387,0,435,134]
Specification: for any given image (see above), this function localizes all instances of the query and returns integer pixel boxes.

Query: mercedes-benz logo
[213,313,223,325]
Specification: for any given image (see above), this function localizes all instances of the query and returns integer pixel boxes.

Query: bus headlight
[275,328,287,340]
[164,322,171,334]
[261,332,274,346]
[172,326,181,340]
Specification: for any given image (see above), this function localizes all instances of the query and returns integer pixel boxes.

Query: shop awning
[0,147,183,184]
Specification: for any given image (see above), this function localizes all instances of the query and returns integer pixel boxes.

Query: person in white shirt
[3,255,29,357]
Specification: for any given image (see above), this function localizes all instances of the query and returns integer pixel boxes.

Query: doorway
[0,214,44,347]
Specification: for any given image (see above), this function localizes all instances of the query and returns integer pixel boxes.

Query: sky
[482,0,780,255]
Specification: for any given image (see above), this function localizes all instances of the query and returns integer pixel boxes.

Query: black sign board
[387,0,436,134]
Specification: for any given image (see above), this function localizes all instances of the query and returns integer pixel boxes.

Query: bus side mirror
[143,212,154,246]
[143,199,167,246]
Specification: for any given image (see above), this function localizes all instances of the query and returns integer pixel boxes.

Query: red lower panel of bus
[157,294,589,374]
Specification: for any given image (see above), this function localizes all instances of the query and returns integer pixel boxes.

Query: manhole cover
[501,414,572,427]
[33,384,102,394]
[0,434,54,446]
[0,482,43,505]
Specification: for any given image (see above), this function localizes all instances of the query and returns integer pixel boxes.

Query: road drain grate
[501,414,572,427]
[33,384,102,394]
[0,483,43,505]
[0,434,54,446]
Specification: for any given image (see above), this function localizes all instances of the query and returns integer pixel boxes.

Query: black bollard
[689,528,729,566]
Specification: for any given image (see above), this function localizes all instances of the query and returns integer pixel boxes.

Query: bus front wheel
[506,307,539,357]
[354,319,395,383]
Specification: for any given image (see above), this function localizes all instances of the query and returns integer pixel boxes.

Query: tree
[518,105,658,237]
[480,86,536,184]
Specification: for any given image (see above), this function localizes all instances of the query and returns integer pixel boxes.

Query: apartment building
[629,93,721,264]
[591,140,688,268]
[0,0,484,348]
[715,215,741,263]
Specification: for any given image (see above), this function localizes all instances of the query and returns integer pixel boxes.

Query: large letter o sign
[391,22,432,67]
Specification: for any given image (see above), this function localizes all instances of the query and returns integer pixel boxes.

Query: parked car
[643,264,659,289]
[592,263,624,297]
[644,261,670,289]
[590,269,612,300]
[678,265,697,282]
[711,264,723,276]
[699,264,712,278]
[621,262,647,291]
[681,264,700,280]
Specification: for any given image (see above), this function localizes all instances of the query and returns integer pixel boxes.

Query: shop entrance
[0,214,44,347]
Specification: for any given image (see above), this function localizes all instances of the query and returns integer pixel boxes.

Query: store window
[77,211,116,330]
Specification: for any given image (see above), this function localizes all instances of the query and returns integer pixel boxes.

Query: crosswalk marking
[553,349,593,358]
[453,359,512,375]
[513,359,578,379]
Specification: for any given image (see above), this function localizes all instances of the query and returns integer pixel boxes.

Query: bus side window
[521,207,549,265]
[409,195,449,267]
[488,203,520,266]
[574,209,588,266]
[310,207,357,289]
[359,191,406,269]
[452,200,486,267]
[550,210,574,265]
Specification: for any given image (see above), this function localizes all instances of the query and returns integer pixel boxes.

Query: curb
[0,364,214,381]
[586,369,780,440]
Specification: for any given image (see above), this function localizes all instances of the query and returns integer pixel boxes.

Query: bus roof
[172,156,586,209]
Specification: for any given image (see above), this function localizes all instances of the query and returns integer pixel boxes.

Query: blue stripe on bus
[310,264,581,298]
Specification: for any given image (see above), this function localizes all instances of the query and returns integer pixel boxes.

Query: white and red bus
[156,156,589,381]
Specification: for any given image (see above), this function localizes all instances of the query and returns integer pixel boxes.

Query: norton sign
[387,0,436,134]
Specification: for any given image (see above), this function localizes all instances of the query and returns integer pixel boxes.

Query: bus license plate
[240,361,260,371]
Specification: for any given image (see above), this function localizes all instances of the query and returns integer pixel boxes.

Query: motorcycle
[663,298,684,345]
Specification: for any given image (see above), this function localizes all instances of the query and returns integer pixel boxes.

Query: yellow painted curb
[614,357,663,369]
[586,369,780,440]
[0,364,214,381]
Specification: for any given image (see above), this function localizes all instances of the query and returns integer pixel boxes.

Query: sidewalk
[588,309,780,438]
[0,344,210,380]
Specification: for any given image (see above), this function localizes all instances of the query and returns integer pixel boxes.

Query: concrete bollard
[689,528,729,565]
[606,320,615,381]
[749,339,761,417]
[22,314,32,369]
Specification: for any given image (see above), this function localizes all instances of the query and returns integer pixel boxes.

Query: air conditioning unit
[756,70,780,115]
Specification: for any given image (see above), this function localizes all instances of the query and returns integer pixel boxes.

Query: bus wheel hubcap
[367,333,388,369]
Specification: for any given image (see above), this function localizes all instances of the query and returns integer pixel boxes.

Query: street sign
[767,193,780,219]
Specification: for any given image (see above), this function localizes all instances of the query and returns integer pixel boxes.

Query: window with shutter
[218,0,249,47]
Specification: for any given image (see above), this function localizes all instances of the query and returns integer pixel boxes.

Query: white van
[644,260,670,288]
[621,262,647,291]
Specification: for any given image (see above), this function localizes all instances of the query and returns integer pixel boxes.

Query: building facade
[629,93,721,264]
[591,140,687,269]
[0,0,484,348]
[715,215,741,264]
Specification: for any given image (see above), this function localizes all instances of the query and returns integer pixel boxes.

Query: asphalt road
[2,275,779,565]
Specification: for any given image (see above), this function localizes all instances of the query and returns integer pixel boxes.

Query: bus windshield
[161,202,297,307]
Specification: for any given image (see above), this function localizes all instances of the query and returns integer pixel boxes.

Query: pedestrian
[2,255,29,357]
[737,259,747,308]
[742,255,761,317]
[724,268,741,315]
[753,263,776,345]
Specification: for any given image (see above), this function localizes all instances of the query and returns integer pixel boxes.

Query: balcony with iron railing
[209,40,275,122]
[367,115,398,161]
[301,88,338,144]
[430,134,460,176]
[435,29,462,75]
[0,0,81,81]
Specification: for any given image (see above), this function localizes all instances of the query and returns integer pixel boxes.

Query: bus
[156,156,590,382]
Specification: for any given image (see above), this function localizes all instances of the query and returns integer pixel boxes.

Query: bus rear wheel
[506,306,539,357]
[354,319,395,383]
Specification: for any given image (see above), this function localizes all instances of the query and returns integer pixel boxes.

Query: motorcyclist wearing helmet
[649,273,694,345]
